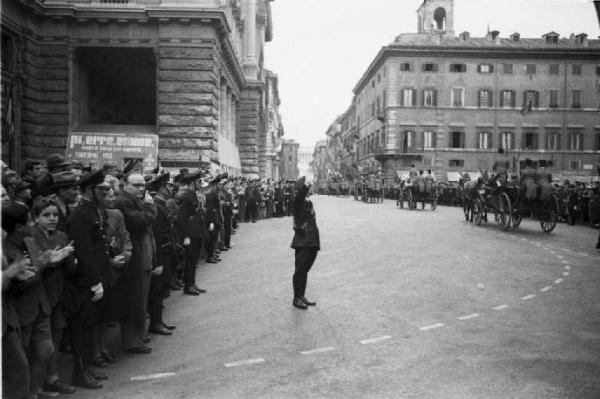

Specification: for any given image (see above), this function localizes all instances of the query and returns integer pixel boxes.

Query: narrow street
[69,196,600,399]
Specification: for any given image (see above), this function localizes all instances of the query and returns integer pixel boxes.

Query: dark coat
[291,184,320,250]
[205,188,222,225]
[3,237,51,327]
[2,254,21,334]
[105,208,132,286]
[113,191,156,323]
[245,186,260,204]
[177,191,205,239]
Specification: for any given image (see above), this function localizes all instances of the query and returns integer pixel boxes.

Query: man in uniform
[290,177,320,310]
[205,175,223,260]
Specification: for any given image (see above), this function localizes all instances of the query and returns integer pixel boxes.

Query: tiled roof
[392,33,600,49]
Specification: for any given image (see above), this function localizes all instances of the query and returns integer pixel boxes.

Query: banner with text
[65,131,159,170]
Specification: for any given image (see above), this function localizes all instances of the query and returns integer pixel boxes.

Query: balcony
[373,144,424,160]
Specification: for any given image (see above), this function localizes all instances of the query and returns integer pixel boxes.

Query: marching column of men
[1,154,298,398]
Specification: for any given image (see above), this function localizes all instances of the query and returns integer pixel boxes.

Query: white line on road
[419,323,445,331]
[457,313,480,321]
[562,248,572,252]
[579,252,589,257]
[493,304,509,310]
[540,286,552,292]
[562,272,570,276]
[554,278,563,284]
[561,260,569,264]
[300,347,336,355]
[360,335,393,345]
[522,294,536,301]
[556,255,564,260]
[130,372,176,382]
[564,265,571,270]
[224,358,265,368]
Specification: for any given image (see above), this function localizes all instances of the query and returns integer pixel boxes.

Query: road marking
[300,347,336,355]
[579,252,589,257]
[562,272,570,276]
[564,265,571,270]
[540,286,552,292]
[561,260,569,264]
[520,238,528,241]
[419,323,445,331]
[457,313,480,321]
[522,294,536,301]
[556,255,564,260]
[554,278,563,284]
[130,372,176,382]
[225,358,265,368]
[360,335,392,345]
[563,248,572,252]
[493,304,509,310]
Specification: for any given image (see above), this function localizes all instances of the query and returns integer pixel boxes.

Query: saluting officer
[290,177,320,310]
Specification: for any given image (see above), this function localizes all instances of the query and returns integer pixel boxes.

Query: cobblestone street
[71,196,600,399]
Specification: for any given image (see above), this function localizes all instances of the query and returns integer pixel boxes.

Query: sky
[264,0,599,149]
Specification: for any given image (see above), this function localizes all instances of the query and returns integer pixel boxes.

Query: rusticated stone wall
[20,38,70,159]
[237,86,261,175]
[157,44,220,163]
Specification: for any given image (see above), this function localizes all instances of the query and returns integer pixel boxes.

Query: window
[546,34,558,44]
[523,90,540,109]
[539,160,554,168]
[449,159,465,167]
[450,63,467,73]
[549,90,559,109]
[376,96,381,115]
[452,88,465,107]
[400,131,415,152]
[568,130,583,150]
[399,88,417,107]
[478,89,493,107]
[382,89,387,108]
[423,131,436,148]
[499,131,514,150]
[572,64,582,76]
[371,80,375,88]
[371,101,376,117]
[422,63,439,72]
[502,63,514,74]
[522,132,538,150]
[477,132,491,149]
[526,64,537,74]
[549,64,560,75]
[450,131,464,148]
[377,73,381,83]
[500,90,515,108]
[423,89,437,107]
[288,155,293,162]
[400,62,413,72]
[383,66,387,77]
[478,64,494,73]
[546,130,561,150]
[569,160,580,170]
[571,90,581,108]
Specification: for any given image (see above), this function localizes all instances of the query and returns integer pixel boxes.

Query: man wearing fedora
[290,177,320,310]
[37,154,72,197]
[50,171,80,234]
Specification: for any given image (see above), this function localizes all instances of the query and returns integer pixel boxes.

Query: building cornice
[353,43,600,94]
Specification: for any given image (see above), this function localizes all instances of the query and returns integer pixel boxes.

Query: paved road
[68,195,600,399]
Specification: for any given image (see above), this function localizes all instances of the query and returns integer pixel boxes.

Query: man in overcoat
[113,173,156,354]
[290,177,320,310]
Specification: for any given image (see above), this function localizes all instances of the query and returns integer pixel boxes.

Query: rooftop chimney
[575,33,589,47]
[459,31,470,40]
[510,32,520,42]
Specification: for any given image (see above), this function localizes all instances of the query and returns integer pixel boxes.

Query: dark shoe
[301,297,316,306]
[214,249,221,255]
[143,334,151,344]
[87,369,108,381]
[293,298,308,310]
[184,287,200,296]
[43,379,76,394]
[161,322,176,331]
[90,355,107,368]
[124,346,152,355]
[149,325,173,336]
[192,285,207,294]
[170,281,182,291]
[101,351,118,363]
[206,257,218,264]
[72,373,102,389]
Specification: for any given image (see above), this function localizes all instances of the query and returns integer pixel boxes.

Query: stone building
[279,138,298,181]
[259,69,284,179]
[333,0,600,182]
[311,139,329,189]
[297,146,314,181]
[1,0,278,176]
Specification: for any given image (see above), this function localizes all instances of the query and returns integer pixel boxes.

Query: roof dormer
[510,32,520,42]
[575,33,589,46]
[543,31,560,44]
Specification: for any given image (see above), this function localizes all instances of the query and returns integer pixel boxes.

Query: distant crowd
[1,154,297,398]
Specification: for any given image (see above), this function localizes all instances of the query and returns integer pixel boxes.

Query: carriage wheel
[473,199,483,225]
[498,192,512,231]
[512,210,523,228]
[540,197,559,233]
[408,190,417,210]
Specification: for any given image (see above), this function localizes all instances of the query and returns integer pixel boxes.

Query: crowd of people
[1,154,298,398]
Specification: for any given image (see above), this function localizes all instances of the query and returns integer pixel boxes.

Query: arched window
[433,7,446,31]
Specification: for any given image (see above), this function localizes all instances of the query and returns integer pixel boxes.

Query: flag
[520,100,532,115]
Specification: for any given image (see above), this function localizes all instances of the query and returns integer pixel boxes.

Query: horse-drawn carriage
[506,172,559,233]
[464,177,512,230]
[398,176,438,210]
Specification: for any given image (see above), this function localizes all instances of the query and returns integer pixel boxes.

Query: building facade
[259,69,284,179]
[279,138,298,181]
[297,146,314,182]
[330,0,600,182]
[1,0,279,176]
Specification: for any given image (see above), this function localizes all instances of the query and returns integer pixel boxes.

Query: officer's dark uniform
[291,178,320,309]
[274,185,284,217]
[205,178,223,259]
[221,187,234,249]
